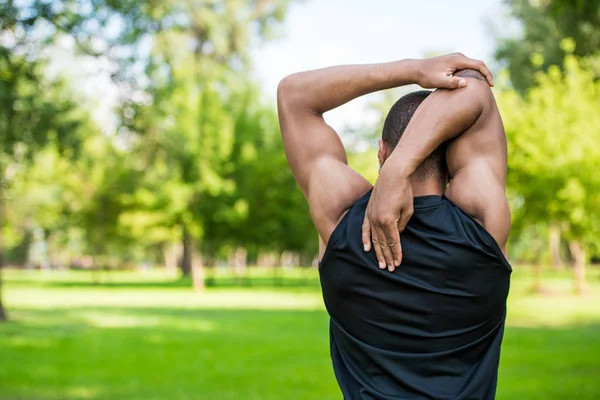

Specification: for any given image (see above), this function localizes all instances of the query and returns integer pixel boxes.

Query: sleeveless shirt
[319,190,511,400]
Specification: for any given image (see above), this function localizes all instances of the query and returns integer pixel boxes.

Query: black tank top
[319,191,511,400]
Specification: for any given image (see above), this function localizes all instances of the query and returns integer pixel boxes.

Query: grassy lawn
[1,268,599,400]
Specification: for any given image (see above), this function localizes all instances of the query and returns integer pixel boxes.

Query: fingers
[366,213,401,271]
[361,214,371,252]
[396,240,403,266]
[381,222,402,271]
[454,53,494,87]
[365,202,388,269]
[397,204,414,233]
[370,228,387,270]
[375,225,395,271]
[391,207,414,269]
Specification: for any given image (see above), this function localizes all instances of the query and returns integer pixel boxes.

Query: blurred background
[0,0,599,399]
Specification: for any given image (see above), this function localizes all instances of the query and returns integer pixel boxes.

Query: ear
[377,139,389,169]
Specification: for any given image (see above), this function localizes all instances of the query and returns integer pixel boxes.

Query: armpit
[454,69,486,82]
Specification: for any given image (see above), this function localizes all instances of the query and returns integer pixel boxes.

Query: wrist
[382,59,420,87]
[385,152,415,179]
[395,58,421,85]
[407,59,422,85]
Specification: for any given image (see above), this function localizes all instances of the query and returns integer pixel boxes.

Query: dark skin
[277,54,508,268]
[364,69,510,270]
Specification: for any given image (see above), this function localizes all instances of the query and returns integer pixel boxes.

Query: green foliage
[112,0,301,270]
[0,56,85,158]
[0,0,302,277]
[496,0,600,92]
[0,40,93,269]
[3,0,596,278]
[498,54,600,256]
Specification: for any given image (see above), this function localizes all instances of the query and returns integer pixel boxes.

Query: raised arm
[386,73,492,178]
[278,62,408,242]
[279,61,416,195]
[362,71,496,270]
[277,54,494,244]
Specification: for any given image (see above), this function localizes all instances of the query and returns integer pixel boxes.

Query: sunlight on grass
[6,286,324,311]
[1,268,599,400]
[5,335,54,349]
[6,268,600,325]
[507,270,600,327]
[65,386,99,400]
[77,312,213,331]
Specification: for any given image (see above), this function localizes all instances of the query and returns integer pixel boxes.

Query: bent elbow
[278,73,309,109]
[277,75,297,103]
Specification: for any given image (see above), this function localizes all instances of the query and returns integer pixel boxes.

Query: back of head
[382,90,447,184]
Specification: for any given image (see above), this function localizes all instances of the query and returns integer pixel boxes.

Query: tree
[497,53,600,293]
[0,0,307,293]
[204,83,319,261]
[0,51,89,320]
[496,0,600,92]
[122,0,294,279]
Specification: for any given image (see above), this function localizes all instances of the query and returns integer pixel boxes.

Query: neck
[409,176,444,197]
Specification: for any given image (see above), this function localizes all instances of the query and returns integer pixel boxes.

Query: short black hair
[382,90,447,183]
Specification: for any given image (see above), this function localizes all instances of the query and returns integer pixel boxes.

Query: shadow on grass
[1,305,600,400]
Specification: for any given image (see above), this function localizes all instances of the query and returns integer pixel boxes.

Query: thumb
[446,77,467,89]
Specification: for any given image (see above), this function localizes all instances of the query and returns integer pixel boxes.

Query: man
[278,54,511,399]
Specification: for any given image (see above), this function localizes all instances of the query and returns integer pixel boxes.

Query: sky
[49,0,513,137]
[251,0,508,132]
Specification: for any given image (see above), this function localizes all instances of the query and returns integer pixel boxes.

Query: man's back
[277,54,509,399]
[320,192,511,400]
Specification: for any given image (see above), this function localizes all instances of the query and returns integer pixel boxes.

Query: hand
[361,164,413,272]
[360,53,493,272]
[413,53,494,89]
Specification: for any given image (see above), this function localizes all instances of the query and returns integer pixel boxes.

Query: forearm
[277,59,419,114]
[385,79,489,177]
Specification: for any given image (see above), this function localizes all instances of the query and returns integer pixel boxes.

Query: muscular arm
[392,71,509,246]
[277,60,421,242]
[278,55,494,246]
[363,70,509,269]
[278,61,421,186]
[384,72,491,178]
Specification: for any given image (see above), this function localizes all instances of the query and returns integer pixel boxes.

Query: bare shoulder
[445,70,510,248]
[308,157,372,244]
[445,166,511,249]
[454,69,496,108]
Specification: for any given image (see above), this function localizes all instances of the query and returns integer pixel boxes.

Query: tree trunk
[191,249,205,292]
[273,251,286,287]
[163,242,180,278]
[230,247,247,286]
[529,238,552,294]
[0,270,6,322]
[0,181,7,321]
[180,225,192,277]
[531,262,543,293]
[204,255,216,287]
[46,230,65,270]
[569,240,587,294]
[549,226,562,270]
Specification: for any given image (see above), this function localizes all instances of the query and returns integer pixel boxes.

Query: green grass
[1,268,599,400]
